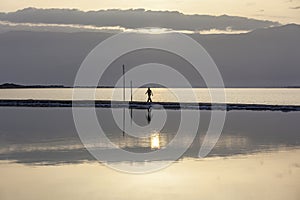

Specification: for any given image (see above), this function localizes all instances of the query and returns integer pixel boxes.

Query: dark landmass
[0,83,114,89]
[0,99,299,112]
[0,83,300,89]
[0,83,66,88]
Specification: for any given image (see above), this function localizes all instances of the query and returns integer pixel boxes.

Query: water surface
[0,98,299,199]
[0,88,300,105]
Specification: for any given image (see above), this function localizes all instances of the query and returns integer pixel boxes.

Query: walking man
[145,87,153,103]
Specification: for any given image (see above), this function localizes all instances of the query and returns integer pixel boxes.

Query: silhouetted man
[145,87,153,103]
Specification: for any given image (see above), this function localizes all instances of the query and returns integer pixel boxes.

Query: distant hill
[0,83,66,88]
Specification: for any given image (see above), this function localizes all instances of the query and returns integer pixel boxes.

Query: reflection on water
[0,107,299,164]
[0,150,299,200]
[0,107,299,199]
[146,108,152,124]
[151,133,161,150]
[1,88,300,105]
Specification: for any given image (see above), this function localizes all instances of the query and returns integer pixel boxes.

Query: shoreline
[0,99,299,112]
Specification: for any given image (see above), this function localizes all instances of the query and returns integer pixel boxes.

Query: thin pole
[130,80,133,102]
[130,81,133,125]
[122,64,125,136]
[122,65,125,102]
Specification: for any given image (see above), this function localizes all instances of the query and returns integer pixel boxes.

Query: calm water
[1,150,299,200]
[0,106,299,199]
[0,89,299,199]
[0,88,300,105]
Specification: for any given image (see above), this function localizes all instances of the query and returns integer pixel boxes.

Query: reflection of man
[145,87,153,102]
[146,108,152,124]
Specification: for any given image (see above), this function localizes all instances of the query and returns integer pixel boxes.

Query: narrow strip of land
[0,99,299,112]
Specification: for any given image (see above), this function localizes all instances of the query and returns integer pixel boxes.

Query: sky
[0,0,300,24]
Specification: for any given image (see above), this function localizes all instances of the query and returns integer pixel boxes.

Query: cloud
[0,7,280,32]
[290,6,300,9]
[0,20,126,33]
[0,20,251,34]
[0,24,299,87]
[246,2,256,6]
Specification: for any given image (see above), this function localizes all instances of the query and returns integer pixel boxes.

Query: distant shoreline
[0,83,300,89]
[0,99,299,112]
